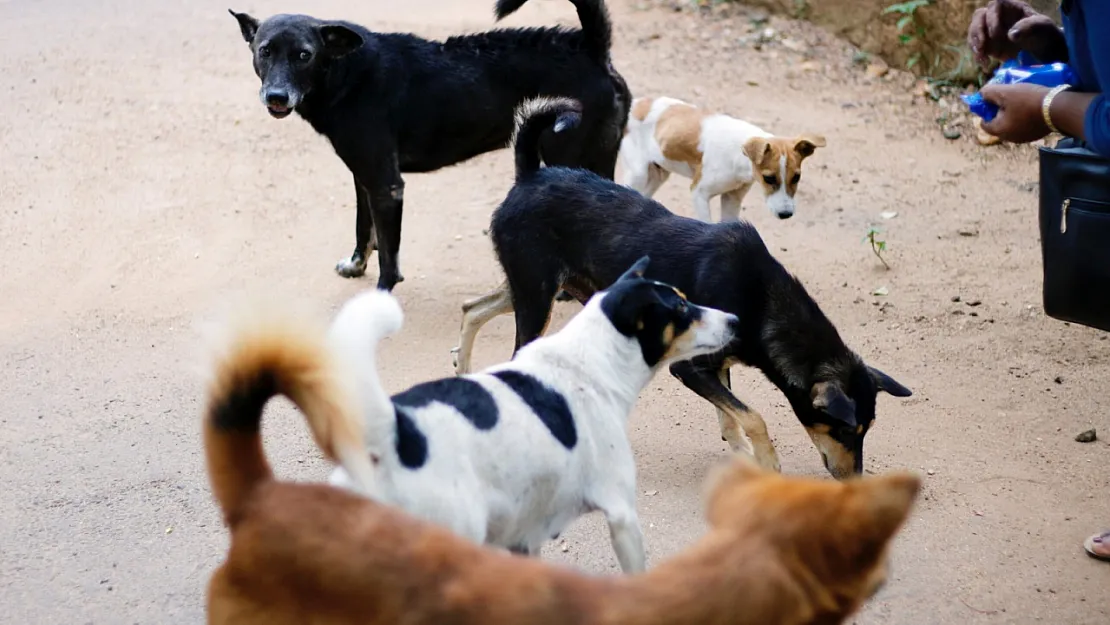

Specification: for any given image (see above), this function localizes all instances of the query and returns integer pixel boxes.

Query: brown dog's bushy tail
[203,303,379,525]
[511,97,583,180]
[495,0,613,64]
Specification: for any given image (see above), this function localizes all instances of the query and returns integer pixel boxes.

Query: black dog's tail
[495,0,613,63]
[512,97,582,180]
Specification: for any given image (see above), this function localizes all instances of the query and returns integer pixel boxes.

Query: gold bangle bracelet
[1042,84,1071,134]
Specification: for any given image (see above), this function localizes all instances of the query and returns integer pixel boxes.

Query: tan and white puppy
[620,96,826,222]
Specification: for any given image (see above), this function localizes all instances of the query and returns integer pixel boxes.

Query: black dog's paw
[376,272,404,292]
[335,255,368,278]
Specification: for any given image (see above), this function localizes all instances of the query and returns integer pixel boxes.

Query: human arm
[978,1,1110,154]
[977,83,1099,145]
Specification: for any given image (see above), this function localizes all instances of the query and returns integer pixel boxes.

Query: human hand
[968,0,1067,70]
[979,82,1051,143]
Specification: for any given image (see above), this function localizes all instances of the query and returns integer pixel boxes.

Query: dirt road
[1,0,1107,622]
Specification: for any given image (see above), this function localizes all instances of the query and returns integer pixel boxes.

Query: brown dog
[204,304,920,625]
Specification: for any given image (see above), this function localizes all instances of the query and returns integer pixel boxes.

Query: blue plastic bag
[961,52,1079,122]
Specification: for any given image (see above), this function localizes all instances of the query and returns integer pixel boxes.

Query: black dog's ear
[319,24,364,57]
[868,366,912,397]
[229,9,259,43]
[616,256,651,283]
[811,382,858,427]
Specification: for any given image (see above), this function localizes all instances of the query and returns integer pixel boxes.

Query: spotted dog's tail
[511,97,583,180]
[203,300,380,525]
[494,0,613,64]
[325,289,405,464]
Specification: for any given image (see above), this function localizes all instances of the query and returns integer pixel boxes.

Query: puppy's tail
[326,289,405,461]
[511,97,583,180]
[495,0,613,64]
[203,303,379,525]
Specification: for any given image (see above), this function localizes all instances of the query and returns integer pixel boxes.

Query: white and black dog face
[598,257,738,368]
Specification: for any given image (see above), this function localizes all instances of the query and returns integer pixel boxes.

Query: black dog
[452,98,913,479]
[229,0,631,290]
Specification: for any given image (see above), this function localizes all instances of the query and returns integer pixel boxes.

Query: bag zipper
[1061,198,1070,234]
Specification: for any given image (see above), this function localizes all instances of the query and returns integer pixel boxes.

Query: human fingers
[969,8,990,68]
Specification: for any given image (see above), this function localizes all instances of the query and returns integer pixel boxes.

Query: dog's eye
[762,174,777,186]
[258,45,271,58]
[676,300,688,314]
[791,173,801,185]
[298,50,312,61]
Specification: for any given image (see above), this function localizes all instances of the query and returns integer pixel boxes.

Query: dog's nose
[265,91,290,107]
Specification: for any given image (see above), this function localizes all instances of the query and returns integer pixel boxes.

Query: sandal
[1083,531,1110,562]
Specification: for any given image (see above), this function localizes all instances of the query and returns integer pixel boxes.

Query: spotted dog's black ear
[615,256,651,283]
[600,284,661,337]
[229,9,259,43]
[811,381,858,428]
[319,23,364,58]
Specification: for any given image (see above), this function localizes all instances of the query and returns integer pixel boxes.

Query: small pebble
[865,62,889,79]
[1075,429,1097,443]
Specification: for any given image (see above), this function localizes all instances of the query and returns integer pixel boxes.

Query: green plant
[883,0,931,69]
[864,227,891,270]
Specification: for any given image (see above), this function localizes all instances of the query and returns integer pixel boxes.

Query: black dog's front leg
[367,181,405,291]
[330,123,405,288]
[335,176,377,278]
[669,358,781,471]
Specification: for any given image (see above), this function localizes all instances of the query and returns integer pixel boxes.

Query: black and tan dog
[228,0,631,290]
[453,98,913,479]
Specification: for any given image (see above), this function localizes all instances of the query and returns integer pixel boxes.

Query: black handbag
[1038,137,1110,332]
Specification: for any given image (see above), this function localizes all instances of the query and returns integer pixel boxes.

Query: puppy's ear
[229,9,260,43]
[743,137,771,166]
[868,366,912,397]
[811,381,857,427]
[794,135,826,158]
[616,256,651,283]
[319,24,364,58]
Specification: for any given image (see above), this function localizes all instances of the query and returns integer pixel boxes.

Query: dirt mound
[738,0,1060,81]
